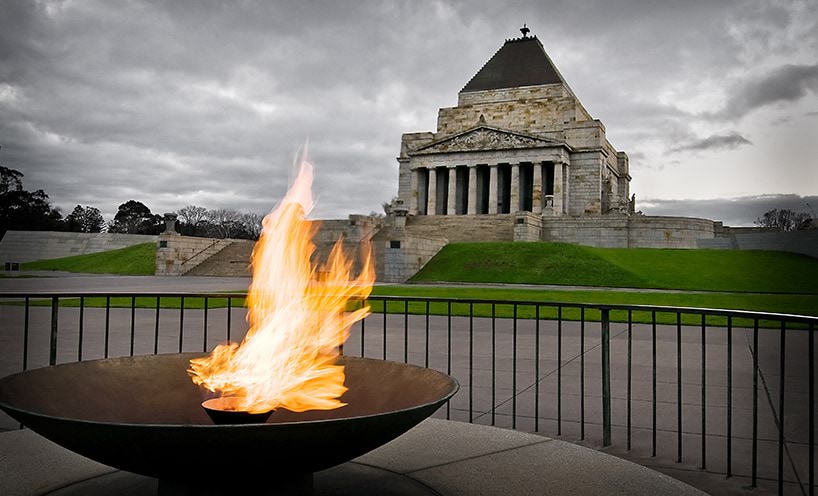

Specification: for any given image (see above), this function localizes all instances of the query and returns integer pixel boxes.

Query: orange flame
[188,151,374,413]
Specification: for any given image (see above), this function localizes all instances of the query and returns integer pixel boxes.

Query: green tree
[65,205,105,233]
[108,200,162,234]
[0,163,63,238]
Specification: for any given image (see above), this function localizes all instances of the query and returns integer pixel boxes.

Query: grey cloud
[669,132,752,153]
[717,64,818,119]
[639,194,818,227]
[0,0,815,224]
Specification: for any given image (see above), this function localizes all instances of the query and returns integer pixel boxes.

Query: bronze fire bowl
[0,353,458,489]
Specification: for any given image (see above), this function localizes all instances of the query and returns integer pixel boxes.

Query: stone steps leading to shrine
[183,240,254,277]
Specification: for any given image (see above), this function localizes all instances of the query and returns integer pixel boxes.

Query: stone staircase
[184,240,254,277]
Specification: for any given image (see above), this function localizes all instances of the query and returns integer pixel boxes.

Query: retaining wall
[0,230,158,265]
[541,215,715,248]
[699,228,818,259]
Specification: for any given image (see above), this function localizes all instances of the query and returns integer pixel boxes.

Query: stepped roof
[461,34,566,93]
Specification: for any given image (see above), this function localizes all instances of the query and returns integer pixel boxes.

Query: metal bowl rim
[0,353,460,429]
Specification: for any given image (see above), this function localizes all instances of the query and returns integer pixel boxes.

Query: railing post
[49,297,59,366]
[601,308,611,447]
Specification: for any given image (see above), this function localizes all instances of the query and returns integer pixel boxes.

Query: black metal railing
[0,292,814,496]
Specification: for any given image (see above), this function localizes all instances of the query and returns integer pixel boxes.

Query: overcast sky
[1,0,817,226]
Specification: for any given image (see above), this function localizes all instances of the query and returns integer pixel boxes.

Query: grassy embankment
[394,242,818,326]
[13,241,818,326]
[20,243,156,276]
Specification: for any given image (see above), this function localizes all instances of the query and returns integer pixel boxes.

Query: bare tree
[237,212,263,240]
[754,209,812,231]
[176,205,208,226]
[206,208,242,239]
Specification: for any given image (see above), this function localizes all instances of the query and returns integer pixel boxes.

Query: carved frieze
[411,127,562,155]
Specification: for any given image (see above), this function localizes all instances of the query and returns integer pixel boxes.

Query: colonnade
[410,162,566,216]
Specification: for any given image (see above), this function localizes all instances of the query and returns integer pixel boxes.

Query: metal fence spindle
[535,305,540,432]
[469,302,473,423]
[677,312,682,463]
[77,297,84,362]
[701,314,706,470]
[104,296,111,358]
[129,296,136,357]
[447,301,452,420]
[154,296,161,355]
[809,322,814,496]
[226,297,232,342]
[512,303,518,429]
[627,309,632,451]
[652,311,657,457]
[202,297,209,353]
[558,306,562,436]
[49,297,59,366]
[491,302,496,426]
[22,297,30,371]
[178,296,185,353]
[726,315,732,476]
[581,307,585,440]
[404,299,409,364]
[778,321,786,495]
[361,311,366,357]
[424,300,430,368]
[601,308,611,447]
[752,318,759,488]
[382,302,387,360]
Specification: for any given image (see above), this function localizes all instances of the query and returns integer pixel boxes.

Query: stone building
[397,27,632,220]
[155,27,730,282]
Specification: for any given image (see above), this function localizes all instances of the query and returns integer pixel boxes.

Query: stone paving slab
[0,419,706,496]
[0,429,116,496]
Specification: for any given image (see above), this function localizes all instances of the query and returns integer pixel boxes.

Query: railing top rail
[1,291,816,324]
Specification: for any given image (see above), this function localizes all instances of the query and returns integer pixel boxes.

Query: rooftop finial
[520,23,530,38]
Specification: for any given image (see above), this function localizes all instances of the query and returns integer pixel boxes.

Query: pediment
[409,126,563,155]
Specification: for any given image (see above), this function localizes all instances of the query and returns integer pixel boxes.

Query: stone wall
[155,234,233,276]
[445,85,593,136]
[311,215,379,275]
[406,214,516,242]
[541,215,716,248]
[373,226,448,283]
[627,216,715,248]
[513,212,543,242]
[0,230,158,265]
[699,228,818,259]
[567,152,603,216]
[541,216,628,247]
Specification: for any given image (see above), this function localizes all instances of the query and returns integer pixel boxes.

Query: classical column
[553,162,563,215]
[488,165,498,214]
[427,168,437,216]
[446,166,457,215]
[532,162,543,214]
[409,169,419,215]
[467,166,477,215]
[510,163,520,213]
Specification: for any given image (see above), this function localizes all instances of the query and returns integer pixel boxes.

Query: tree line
[0,164,262,240]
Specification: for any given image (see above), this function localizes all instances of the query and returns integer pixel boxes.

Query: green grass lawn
[10,240,817,327]
[410,242,818,294]
[17,285,816,329]
[21,243,156,276]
